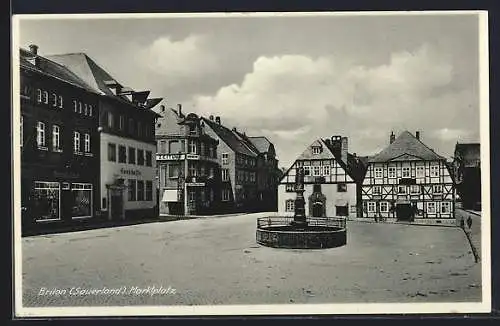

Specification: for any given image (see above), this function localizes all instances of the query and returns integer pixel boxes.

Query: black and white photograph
[12,11,490,316]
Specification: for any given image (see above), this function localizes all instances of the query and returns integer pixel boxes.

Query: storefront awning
[162,189,179,202]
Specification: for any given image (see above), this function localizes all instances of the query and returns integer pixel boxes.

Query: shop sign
[120,168,142,176]
[156,154,184,161]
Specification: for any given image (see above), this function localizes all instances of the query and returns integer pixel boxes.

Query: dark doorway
[110,190,123,220]
[169,202,184,216]
[312,202,324,217]
[396,203,414,221]
[336,205,348,217]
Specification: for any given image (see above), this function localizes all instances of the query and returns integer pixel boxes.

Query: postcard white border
[12,10,491,317]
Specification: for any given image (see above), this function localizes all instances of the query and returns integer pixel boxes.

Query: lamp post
[291,167,307,227]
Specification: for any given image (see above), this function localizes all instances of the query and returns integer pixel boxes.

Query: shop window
[71,183,92,218]
[128,179,136,201]
[33,181,60,221]
[137,180,145,201]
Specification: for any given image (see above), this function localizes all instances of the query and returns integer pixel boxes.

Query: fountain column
[291,167,308,227]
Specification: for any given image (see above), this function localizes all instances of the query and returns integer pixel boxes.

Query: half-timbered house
[278,136,366,218]
[361,131,455,222]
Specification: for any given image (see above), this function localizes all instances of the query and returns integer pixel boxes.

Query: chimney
[209,115,214,121]
[177,104,182,116]
[215,116,221,124]
[390,131,395,144]
[29,44,38,55]
[415,131,420,140]
[341,137,348,165]
[232,127,237,132]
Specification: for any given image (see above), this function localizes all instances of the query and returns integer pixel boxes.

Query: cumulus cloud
[192,44,479,167]
[137,35,217,83]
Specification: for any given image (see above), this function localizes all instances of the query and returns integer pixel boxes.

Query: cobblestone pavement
[455,209,482,262]
[21,212,481,307]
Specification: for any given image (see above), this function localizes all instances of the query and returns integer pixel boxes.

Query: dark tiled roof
[20,49,98,93]
[321,139,367,182]
[369,131,445,163]
[202,118,257,157]
[455,143,480,162]
[248,136,272,153]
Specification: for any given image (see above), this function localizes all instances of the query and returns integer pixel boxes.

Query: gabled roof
[20,48,98,93]
[248,136,272,153]
[321,139,368,182]
[296,139,334,161]
[454,143,480,162]
[368,131,445,163]
[202,117,257,157]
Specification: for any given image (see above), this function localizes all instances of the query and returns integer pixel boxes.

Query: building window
[107,112,114,128]
[146,181,153,201]
[128,179,136,201]
[410,185,420,194]
[79,102,83,114]
[312,146,321,155]
[372,185,381,194]
[374,167,383,178]
[285,199,295,212]
[43,91,48,104]
[137,149,144,165]
[416,165,425,177]
[402,166,411,178]
[322,165,331,176]
[119,115,124,130]
[388,166,396,178]
[70,183,92,218]
[137,180,145,201]
[89,105,93,117]
[137,121,142,137]
[36,121,46,148]
[128,147,136,164]
[84,133,91,153]
[84,104,88,115]
[222,169,229,181]
[222,189,230,201]
[441,202,451,213]
[313,166,321,176]
[427,202,436,214]
[52,125,61,151]
[52,93,58,107]
[73,100,78,112]
[433,185,442,194]
[209,167,214,178]
[118,145,127,163]
[189,163,196,177]
[286,184,295,192]
[397,185,407,194]
[108,143,116,162]
[222,153,229,165]
[33,181,60,221]
[189,140,197,154]
[146,151,152,167]
[73,131,80,153]
[380,201,389,212]
[430,164,440,177]
[168,163,180,179]
[102,197,107,209]
[36,89,42,103]
[303,166,311,176]
[337,183,347,192]
[58,95,63,108]
[368,202,376,213]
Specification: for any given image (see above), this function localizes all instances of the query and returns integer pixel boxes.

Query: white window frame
[71,183,93,219]
[410,185,420,194]
[398,185,407,194]
[303,166,311,176]
[79,102,83,114]
[84,103,88,116]
[322,165,330,176]
[380,201,389,213]
[52,125,61,152]
[36,89,42,103]
[73,100,78,112]
[36,121,46,149]
[58,95,63,108]
[222,168,229,182]
[52,93,58,107]
[416,165,425,177]
[373,185,381,194]
[374,167,383,178]
[74,131,81,154]
[312,146,321,155]
[222,153,229,165]
[433,185,442,194]
[441,202,451,214]
[285,199,295,212]
[367,202,376,213]
[107,111,114,128]
[430,164,440,177]
[388,166,396,178]
[43,90,48,104]
[84,133,91,153]
[427,202,436,214]
[33,181,61,221]
[313,165,321,177]
[189,140,197,154]
[402,166,411,178]
[89,105,93,117]
[222,189,230,201]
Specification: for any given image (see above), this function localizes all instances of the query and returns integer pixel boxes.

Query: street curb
[462,227,481,263]
[349,219,458,228]
[462,209,481,217]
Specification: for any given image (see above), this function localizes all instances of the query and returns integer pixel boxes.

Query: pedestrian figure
[467,216,472,229]
[374,216,378,223]
[460,218,465,229]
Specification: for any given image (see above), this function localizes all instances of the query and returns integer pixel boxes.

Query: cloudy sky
[17,13,483,168]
